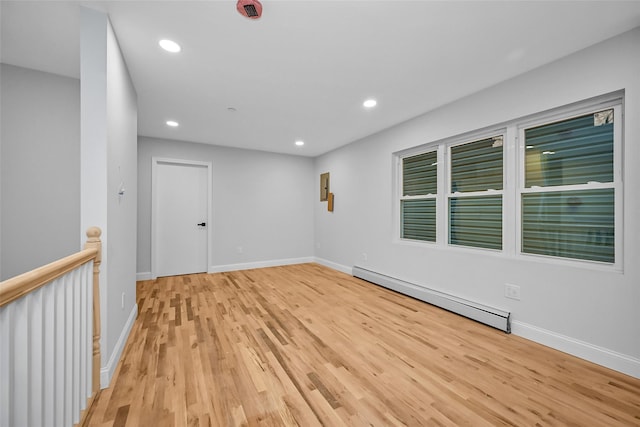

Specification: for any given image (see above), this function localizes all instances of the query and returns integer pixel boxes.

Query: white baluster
[79,264,87,413]
[43,284,55,427]
[29,288,44,426]
[63,275,73,427]
[14,296,29,426]
[54,277,65,427]
[0,304,14,427]
[72,269,80,424]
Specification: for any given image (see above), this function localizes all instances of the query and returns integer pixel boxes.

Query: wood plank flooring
[85,263,640,426]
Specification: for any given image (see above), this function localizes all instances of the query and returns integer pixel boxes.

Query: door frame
[151,157,213,279]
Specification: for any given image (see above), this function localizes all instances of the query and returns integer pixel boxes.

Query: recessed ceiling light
[363,99,377,108]
[166,120,179,127]
[295,140,304,146]
[159,39,181,53]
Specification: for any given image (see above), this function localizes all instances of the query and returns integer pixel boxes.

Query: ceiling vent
[237,0,263,19]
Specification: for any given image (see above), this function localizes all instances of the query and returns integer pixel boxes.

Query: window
[400,150,437,241]
[520,108,618,263]
[395,93,622,269]
[448,136,504,250]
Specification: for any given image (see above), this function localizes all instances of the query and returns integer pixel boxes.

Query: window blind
[450,137,503,193]
[401,150,437,242]
[401,199,436,242]
[525,111,613,188]
[522,189,614,263]
[403,151,437,196]
[449,196,502,250]
[448,136,503,250]
[522,109,616,263]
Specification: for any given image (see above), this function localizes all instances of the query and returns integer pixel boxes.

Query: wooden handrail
[0,227,103,427]
[0,247,98,307]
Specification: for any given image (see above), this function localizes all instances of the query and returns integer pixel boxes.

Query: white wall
[314,28,640,377]
[105,16,138,385]
[0,64,80,280]
[80,8,138,387]
[137,137,314,277]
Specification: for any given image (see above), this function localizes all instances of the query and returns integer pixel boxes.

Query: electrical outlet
[505,284,521,300]
[237,246,243,254]
[362,253,368,261]
[121,292,125,309]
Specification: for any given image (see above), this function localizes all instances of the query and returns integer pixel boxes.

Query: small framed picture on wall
[320,172,330,201]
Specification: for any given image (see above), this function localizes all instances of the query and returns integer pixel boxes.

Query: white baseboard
[511,320,640,379]
[136,271,152,281]
[209,256,315,273]
[140,257,322,279]
[100,303,138,388]
[313,257,352,275]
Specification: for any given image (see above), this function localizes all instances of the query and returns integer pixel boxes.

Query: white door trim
[151,157,213,279]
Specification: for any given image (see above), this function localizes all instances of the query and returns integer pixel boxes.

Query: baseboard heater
[352,266,511,333]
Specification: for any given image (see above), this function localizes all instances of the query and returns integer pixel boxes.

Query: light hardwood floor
[85,263,640,426]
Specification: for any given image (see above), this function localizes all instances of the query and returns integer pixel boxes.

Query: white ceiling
[2,1,640,157]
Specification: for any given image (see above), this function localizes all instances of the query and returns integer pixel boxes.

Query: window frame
[446,132,506,251]
[394,92,623,271]
[515,100,623,269]
[398,147,439,243]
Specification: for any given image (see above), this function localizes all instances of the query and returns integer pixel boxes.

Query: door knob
[197,222,206,227]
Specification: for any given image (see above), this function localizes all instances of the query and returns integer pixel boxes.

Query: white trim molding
[511,320,640,379]
[141,257,327,278]
[101,303,138,388]
[136,272,152,281]
[313,257,352,275]
[209,257,315,273]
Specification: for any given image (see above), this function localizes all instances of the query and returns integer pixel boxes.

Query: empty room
[1,1,639,426]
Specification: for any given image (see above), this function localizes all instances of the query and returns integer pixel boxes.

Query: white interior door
[154,160,209,277]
